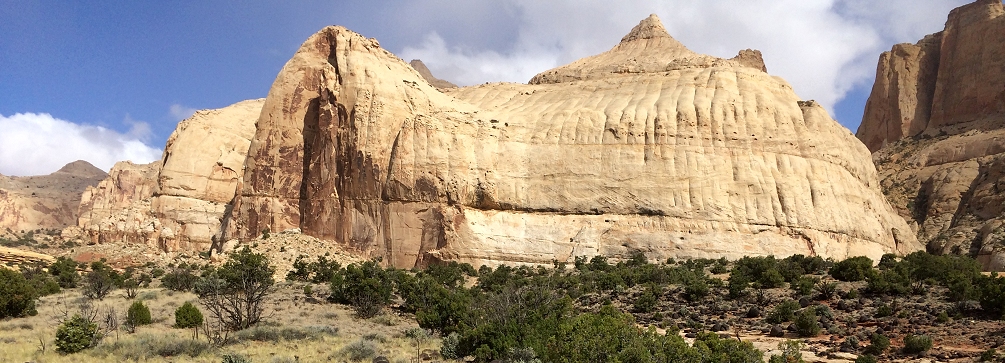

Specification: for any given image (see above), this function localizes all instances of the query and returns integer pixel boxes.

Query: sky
[0,0,972,176]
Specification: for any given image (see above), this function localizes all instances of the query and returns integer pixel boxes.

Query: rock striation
[0,160,106,233]
[233,14,918,268]
[858,0,1005,270]
[73,99,264,251]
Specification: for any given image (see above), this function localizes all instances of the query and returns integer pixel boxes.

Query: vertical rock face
[235,15,918,268]
[858,0,1005,270]
[0,160,106,233]
[73,100,263,251]
[858,0,1005,151]
[75,161,160,245]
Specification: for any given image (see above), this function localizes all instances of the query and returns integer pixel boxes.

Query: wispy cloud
[397,0,967,123]
[0,112,163,176]
[169,103,197,121]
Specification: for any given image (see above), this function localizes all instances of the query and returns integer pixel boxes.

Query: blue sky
[0,1,969,175]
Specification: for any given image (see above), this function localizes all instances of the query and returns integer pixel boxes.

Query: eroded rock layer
[234,15,918,268]
[74,99,263,251]
[858,0,1005,270]
[0,161,106,233]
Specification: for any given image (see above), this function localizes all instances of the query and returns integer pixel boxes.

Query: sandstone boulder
[234,15,918,268]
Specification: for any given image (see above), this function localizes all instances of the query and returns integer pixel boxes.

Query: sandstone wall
[858,0,1005,151]
[859,0,1005,270]
[235,16,918,268]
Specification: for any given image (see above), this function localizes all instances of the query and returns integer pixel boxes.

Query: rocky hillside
[857,0,1005,270]
[0,160,107,233]
[232,14,917,268]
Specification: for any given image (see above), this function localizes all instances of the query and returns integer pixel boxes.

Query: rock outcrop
[74,99,263,251]
[858,0,1005,151]
[858,0,1005,270]
[0,160,106,233]
[233,14,918,268]
[409,59,457,90]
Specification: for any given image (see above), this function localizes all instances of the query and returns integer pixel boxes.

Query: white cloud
[169,103,197,122]
[397,0,968,120]
[0,112,163,176]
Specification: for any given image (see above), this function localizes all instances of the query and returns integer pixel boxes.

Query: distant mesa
[0,160,106,232]
[409,59,457,90]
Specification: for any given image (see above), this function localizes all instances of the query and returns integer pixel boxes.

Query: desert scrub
[766,300,800,324]
[903,334,933,354]
[126,300,152,329]
[55,314,100,353]
[337,339,377,362]
[94,333,210,359]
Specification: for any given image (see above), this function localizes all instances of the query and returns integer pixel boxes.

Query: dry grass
[0,282,436,362]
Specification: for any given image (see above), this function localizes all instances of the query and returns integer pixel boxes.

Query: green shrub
[793,308,821,337]
[768,340,804,363]
[731,256,785,288]
[830,256,874,282]
[682,271,710,302]
[633,284,658,313]
[0,267,39,318]
[863,333,889,355]
[126,300,152,329]
[195,246,275,331]
[175,301,203,329]
[329,260,394,318]
[49,256,80,288]
[766,300,800,324]
[161,268,198,291]
[902,334,933,354]
[55,314,99,353]
[83,262,116,300]
[874,304,893,318]
[790,276,817,297]
[981,348,997,362]
[441,332,461,360]
[977,274,1005,318]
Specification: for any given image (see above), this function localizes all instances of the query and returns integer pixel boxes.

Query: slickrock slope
[73,99,264,251]
[235,15,918,268]
[0,161,106,233]
[858,0,1005,270]
[409,59,457,90]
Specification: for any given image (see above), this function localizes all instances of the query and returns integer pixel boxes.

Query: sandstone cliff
[858,0,1005,270]
[74,99,264,251]
[0,160,106,233]
[234,14,918,268]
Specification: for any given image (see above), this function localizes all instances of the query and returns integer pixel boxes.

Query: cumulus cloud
[0,113,163,176]
[397,0,968,122]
